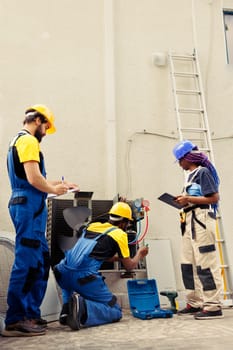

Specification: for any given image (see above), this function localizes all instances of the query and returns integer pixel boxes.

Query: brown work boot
[31,318,48,328]
[1,319,46,337]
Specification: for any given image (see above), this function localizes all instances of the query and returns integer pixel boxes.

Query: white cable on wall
[104,0,117,197]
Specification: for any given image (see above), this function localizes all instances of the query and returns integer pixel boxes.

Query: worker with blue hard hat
[172,140,223,320]
[173,139,197,161]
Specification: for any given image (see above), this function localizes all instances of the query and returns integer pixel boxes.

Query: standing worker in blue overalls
[54,202,149,330]
[173,140,223,320]
[2,105,78,337]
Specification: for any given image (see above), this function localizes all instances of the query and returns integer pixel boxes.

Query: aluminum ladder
[168,49,232,302]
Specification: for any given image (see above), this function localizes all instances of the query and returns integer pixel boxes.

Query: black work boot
[59,303,69,325]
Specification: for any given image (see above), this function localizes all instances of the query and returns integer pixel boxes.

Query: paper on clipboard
[157,192,183,209]
[47,188,79,199]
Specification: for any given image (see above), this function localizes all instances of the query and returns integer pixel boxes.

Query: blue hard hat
[173,140,196,160]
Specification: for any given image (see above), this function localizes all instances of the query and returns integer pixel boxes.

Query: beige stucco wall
[0,0,233,293]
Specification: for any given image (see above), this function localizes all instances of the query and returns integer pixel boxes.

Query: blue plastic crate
[127,279,173,320]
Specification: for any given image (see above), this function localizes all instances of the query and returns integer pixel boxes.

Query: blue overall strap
[103,227,117,234]
[65,226,117,269]
[8,132,27,190]
[82,226,117,240]
[9,130,29,148]
[7,130,47,198]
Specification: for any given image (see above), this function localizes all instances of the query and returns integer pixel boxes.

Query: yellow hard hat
[109,202,133,221]
[25,104,56,134]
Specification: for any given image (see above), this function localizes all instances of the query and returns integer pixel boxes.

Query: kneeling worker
[54,202,149,330]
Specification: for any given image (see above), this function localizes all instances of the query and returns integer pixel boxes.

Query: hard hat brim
[46,124,56,134]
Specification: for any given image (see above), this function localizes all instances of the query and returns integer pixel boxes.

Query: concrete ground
[1,232,233,349]
[1,307,233,350]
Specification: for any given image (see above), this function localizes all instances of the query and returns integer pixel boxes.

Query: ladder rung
[220,265,229,268]
[220,292,232,298]
[174,72,198,78]
[176,89,201,95]
[216,239,224,243]
[178,108,204,113]
[180,127,207,133]
[170,54,195,60]
[199,148,211,153]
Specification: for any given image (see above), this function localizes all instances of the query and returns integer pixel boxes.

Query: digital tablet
[157,192,183,209]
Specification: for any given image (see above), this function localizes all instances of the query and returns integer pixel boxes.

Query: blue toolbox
[127,279,173,320]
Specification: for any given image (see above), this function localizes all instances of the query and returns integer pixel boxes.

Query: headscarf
[183,147,220,189]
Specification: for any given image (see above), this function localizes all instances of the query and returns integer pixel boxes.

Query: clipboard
[157,192,183,209]
[47,188,79,199]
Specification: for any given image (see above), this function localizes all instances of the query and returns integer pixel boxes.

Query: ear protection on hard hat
[173,140,196,161]
[25,104,56,134]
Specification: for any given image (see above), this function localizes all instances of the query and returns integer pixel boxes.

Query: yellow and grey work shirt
[84,222,130,260]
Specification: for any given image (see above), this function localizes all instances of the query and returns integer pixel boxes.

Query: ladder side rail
[192,58,210,153]
[193,50,215,163]
[168,51,183,141]
[194,50,232,297]
[189,55,210,152]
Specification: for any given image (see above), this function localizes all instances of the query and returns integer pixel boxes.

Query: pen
[61,176,64,184]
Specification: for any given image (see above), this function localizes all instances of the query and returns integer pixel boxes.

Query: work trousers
[181,208,222,312]
[55,263,122,327]
[5,193,49,325]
